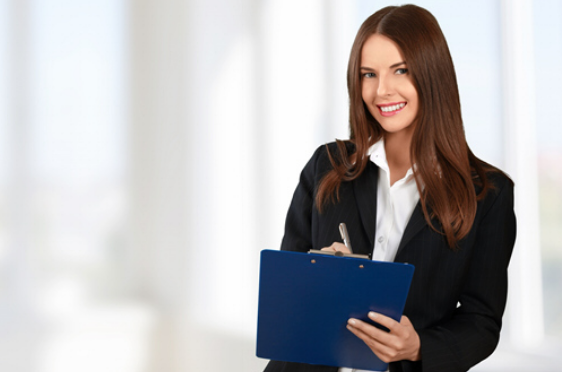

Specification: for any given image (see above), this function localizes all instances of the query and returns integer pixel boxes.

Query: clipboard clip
[308,249,370,260]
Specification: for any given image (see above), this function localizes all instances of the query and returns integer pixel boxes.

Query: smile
[378,102,406,116]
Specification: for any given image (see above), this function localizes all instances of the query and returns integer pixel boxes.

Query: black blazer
[264,143,516,372]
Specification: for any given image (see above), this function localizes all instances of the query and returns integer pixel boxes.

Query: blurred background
[0,0,560,371]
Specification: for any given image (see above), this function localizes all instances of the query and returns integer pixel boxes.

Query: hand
[346,312,421,363]
[320,242,351,254]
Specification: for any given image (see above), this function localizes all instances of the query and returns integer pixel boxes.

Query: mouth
[377,102,406,117]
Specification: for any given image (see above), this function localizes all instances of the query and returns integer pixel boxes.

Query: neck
[384,130,414,185]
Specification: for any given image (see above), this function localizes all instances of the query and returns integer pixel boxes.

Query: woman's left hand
[346,312,421,363]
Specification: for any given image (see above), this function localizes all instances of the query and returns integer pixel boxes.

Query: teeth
[380,103,406,112]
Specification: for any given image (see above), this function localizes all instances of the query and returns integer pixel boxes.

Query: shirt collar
[368,139,387,170]
[368,138,415,183]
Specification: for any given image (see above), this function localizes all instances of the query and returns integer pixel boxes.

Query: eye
[395,68,408,75]
[362,72,376,78]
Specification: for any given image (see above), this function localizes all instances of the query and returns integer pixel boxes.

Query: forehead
[360,34,405,67]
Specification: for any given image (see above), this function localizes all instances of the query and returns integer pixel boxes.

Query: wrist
[409,334,421,361]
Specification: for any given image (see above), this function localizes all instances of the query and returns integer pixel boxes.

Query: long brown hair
[316,4,500,248]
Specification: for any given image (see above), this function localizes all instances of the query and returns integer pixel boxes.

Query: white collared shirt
[369,139,420,263]
[339,138,420,372]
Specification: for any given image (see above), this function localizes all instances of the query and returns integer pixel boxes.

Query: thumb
[400,315,413,326]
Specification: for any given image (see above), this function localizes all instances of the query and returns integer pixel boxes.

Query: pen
[338,223,353,253]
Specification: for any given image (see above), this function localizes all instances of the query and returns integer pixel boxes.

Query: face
[360,34,419,139]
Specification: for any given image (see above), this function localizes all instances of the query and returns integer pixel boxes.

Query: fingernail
[369,312,377,319]
[348,319,356,326]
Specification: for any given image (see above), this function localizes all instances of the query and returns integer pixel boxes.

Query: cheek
[405,87,419,110]
[361,81,375,103]
[406,83,418,101]
[361,86,369,102]
[410,91,420,112]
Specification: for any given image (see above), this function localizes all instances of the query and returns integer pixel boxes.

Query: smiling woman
[360,35,419,140]
[359,34,419,185]
[264,4,516,372]
[317,4,491,251]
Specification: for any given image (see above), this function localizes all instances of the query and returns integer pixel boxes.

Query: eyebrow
[360,61,406,70]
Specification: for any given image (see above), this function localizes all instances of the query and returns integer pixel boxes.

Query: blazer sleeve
[416,176,516,372]
[279,145,325,253]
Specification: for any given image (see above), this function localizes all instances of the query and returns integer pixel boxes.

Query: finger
[347,318,394,345]
[400,315,413,327]
[320,243,338,252]
[331,242,351,253]
[320,242,351,253]
[346,322,397,363]
[368,312,401,333]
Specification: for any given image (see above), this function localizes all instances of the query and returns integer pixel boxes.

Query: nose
[377,75,392,97]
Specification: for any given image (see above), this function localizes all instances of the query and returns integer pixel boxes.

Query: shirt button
[378,236,384,243]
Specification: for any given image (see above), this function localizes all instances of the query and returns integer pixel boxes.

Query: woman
[264,4,516,372]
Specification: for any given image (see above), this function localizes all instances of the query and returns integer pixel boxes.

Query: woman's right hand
[321,242,352,254]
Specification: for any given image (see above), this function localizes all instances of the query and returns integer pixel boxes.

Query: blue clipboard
[256,249,415,371]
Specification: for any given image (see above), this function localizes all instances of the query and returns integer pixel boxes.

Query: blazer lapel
[352,161,379,250]
[396,201,427,257]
